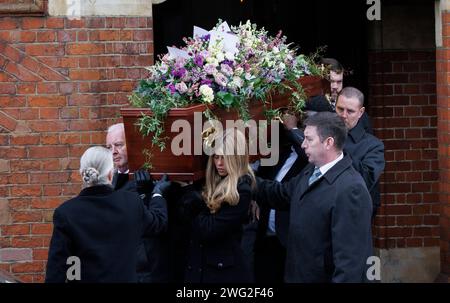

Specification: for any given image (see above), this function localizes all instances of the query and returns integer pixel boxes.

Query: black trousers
[254,235,286,283]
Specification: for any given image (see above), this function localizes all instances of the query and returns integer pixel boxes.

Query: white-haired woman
[45,146,169,283]
[179,128,256,283]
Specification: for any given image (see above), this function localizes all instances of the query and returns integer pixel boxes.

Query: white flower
[199,84,214,103]
[231,76,243,89]
[206,56,219,67]
[272,46,279,54]
[159,63,168,74]
[225,52,235,61]
[234,67,244,76]
[216,52,225,62]
[175,82,188,94]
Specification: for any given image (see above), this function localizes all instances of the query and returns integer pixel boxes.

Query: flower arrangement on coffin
[129,20,325,150]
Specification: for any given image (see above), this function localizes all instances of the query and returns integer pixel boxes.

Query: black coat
[256,146,308,247]
[180,176,253,283]
[112,172,170,283]
[344,119,385,214]
[45,185,167,283]
[256,155,373,283]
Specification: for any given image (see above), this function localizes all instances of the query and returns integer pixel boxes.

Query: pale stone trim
[49,0,155,17]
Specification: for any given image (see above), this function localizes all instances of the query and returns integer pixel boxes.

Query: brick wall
[437,10,450,280]
[0,16,153,282]
[368,50,440,250]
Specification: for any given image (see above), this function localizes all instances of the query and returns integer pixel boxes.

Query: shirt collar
[318,152,344,176]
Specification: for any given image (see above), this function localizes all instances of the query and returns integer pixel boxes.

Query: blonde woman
[179,128,256,283]
[45,146,169,282]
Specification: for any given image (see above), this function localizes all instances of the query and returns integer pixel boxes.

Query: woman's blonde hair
[80,146,114,188]
[203,128,256,213]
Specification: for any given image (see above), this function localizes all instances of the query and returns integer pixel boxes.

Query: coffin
[121,75,326,181]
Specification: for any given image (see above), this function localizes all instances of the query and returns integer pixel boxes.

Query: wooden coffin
[121,75,325,181]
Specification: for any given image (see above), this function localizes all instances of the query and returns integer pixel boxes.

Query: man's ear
[325,137,335,150]
[360,106,365,115]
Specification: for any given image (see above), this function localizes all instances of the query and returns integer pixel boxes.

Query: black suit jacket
[256,155,373,283]
[256,146,308,247]
[45,185,167,283]
[112,172,170,283]
[344,119,385,214]
[180,176,253,283]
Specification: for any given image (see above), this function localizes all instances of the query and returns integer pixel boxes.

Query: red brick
[11,185,41,197]
[60,107,79,119]
[396,216,423,226]
[57,30,76,42]
[29,173,49,184]
[28,121,68,132]
[11,134,40,146]
[10,160,41,172]
[40,135,59,145]
[384,205,412,216]
[59,82,76,95]
[11,237,44,249]
[89,56,121,68]
[5,61,41,82]
[65,18,85,28]
[69,69,103,80]
[31,223,53,235]
[0,83,16,94]
[31,197,64,209]
[0,147,27,159]
[0,111,18,131]
[41,159,61,171]
[22,18,44,29]
[66,43,105,55]
[0,18,19,30]
[19,31,36,42]
[46,18,64,29]
[36,31,56,42]
[43,185,62,196]
[1,224,30,236]
[39,108,60,119]
[77,30,88,41]
[11,211,42,223]
[133,30,153,41]
[28,146,68,159]
[16,83,36,94]
[25,44,65,56]
[32,248,49,261]
[37,83,58,94]
[11,261,45,273]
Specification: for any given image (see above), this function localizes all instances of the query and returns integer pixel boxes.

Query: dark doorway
[153,0,369,97]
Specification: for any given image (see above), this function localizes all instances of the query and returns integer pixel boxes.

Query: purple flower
[201,34,210,41]
[204,64,217,75]
[222,59,234,67]
[171,68,187,78]
[200,79,213,86]
[194,55,204,67]
[214,73,228,87]
[167,84,176,94]
[220,64,233,77]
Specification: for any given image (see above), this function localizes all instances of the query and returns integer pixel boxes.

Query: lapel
[112,171,119,189]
